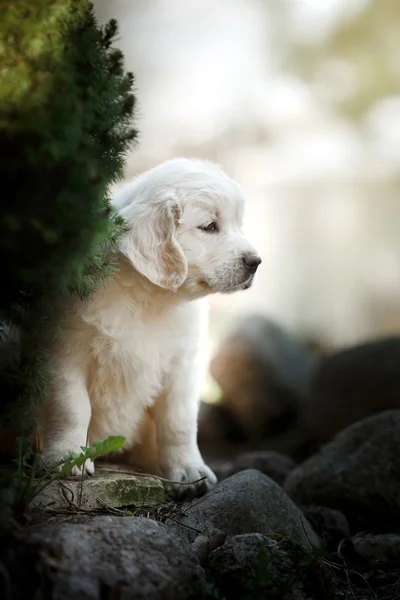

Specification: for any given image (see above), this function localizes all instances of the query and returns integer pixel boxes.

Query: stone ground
[25,502,400,600]
[4,409,400,600]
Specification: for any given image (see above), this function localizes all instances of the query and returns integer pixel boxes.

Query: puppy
[41,158,261,497]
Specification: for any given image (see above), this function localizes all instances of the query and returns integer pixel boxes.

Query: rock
[208,314,316,456]
[166,469,319,548]
[285,410,400,531]
[299,505,350,550]
[206,533,334,600]
[191,532,227,566]
[30,463,166,510]
[351,533,400,566]
[214,451,297,486]
[303,337,400,446]
[3,516,205,600]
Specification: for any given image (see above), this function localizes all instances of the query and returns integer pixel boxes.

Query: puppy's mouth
[215,273,255,294]
[230,274,254,292]
[192,268,255,295]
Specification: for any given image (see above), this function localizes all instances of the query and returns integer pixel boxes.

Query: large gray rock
[5,516,205,600]
[351,533,400,566]
[299,505,350,549]
[303,337,400,446]
[166,469,319,548]
[214,450,297,485]
[206,533,334,600]
[285,410,400,531]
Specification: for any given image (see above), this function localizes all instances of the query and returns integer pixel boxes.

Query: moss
[206,533,336,600]
[104,478,166,507]
[30,473,166,511]
[268,533,336,600]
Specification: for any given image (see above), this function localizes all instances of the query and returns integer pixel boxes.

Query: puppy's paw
[42,447,95,477]
[163,462,217,500]
[69,459,95,477]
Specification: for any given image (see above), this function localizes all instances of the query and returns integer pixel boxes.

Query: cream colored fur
[41,157,260,497]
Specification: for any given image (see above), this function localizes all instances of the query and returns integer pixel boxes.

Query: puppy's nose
[243,254,262,274]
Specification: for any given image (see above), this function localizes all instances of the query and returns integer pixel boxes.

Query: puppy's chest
[87,317,184,402]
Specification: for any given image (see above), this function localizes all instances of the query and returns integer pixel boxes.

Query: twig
[59,481,76,508]
[28,459,66,501]
[345,566,378,599]
[344,569,358,600]
[162,513,204,535]
[298,508,379,599]
[95,497,126,515]
[322,554,378,599]
[25,453,41,507]
[96,466,207,487]
[78,433,91,507]
[299,511,320,550]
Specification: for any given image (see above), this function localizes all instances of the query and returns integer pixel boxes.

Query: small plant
[241,542,273,600]
[11,435,125,513]
[268,535,335,599]
[205,537,336,600]
[56,436,125,477]
[205,581,223,599]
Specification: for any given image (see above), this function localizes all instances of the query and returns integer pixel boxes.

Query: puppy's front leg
[42,373,94,476]
[153,356,217,499]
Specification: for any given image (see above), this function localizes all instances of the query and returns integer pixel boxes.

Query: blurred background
[93,0,400,403]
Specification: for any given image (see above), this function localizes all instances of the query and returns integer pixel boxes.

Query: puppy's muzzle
[242,253,262,275]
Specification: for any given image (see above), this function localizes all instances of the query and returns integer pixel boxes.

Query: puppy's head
[114,158,261,296]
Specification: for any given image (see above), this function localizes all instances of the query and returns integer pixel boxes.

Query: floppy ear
[118,196,188,291]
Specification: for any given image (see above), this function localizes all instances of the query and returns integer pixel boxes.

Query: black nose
[243,254,262,274]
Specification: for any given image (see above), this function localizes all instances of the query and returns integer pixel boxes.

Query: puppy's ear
[119,196,188,291]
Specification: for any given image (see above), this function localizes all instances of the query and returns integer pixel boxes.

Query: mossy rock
[30,465,166,510]
[269,533,335,599]
[206,532,335,600]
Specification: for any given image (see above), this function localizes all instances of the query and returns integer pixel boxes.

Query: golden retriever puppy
[42,158,261,497]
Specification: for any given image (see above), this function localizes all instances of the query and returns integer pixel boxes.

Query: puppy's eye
[198,221,218,233]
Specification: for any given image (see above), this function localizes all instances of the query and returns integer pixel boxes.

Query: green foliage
[5,435,125,516]
[268,535,335,600]
[57,436,125,476]
[206,536,335,600]
[205,581,222,599]
[0,0,137,432]
[1,0,136,315]
[241,543,273,600]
